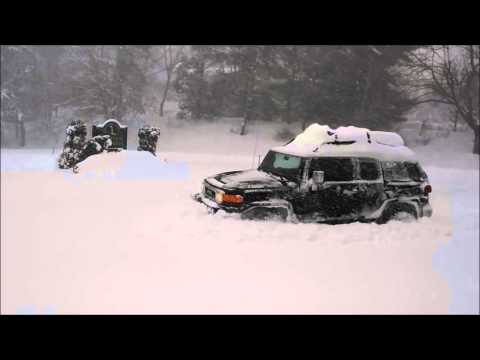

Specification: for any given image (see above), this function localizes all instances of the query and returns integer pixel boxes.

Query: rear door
[382,161,424,197]
[353,158,385,216]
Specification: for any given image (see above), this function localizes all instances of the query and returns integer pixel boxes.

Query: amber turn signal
[222,194,244,204]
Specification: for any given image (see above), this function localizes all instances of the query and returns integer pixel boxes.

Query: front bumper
[192,192,247,213]
[192,192,220,209]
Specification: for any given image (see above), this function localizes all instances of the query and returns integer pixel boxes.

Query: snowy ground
[1,122,478,314]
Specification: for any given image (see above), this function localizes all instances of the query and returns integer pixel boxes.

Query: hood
[211,170,291,190]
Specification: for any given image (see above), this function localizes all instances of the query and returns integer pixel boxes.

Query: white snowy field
[1,122,478,314]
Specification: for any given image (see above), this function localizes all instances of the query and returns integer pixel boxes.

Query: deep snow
[1,122,478,314]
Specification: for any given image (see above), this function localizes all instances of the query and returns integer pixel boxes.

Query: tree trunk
[114,46,126,121]
[240,118,248,136]
[474,128,479,154]
[18,120,26,147]
[159,72,171,117]
[240,75,252,136]
[419,118,428,136]
[15,120,19,140]
[240,93,252,136]
[284,79,292,124]
[360,55,374,115]
[460,111,480,154]
[302,119,308,130]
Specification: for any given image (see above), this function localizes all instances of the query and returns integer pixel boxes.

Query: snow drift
[69,150,189,182]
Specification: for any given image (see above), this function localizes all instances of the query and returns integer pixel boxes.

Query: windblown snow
[1,121,478,314]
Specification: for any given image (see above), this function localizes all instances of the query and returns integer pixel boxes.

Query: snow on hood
[213,170,287,190]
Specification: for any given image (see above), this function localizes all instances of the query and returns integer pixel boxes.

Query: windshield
[258,151,303,181]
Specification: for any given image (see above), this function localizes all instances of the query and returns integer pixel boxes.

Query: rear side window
[382,161,421,182]
[405,163,426,181]
[359,158,380,180]
[310,158,354,182]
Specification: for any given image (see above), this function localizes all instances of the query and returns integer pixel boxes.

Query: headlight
[215,192,224,204]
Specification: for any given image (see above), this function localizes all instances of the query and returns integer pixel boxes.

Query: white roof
[271,123,417,162]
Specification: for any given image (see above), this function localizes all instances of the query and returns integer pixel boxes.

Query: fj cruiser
[193,124,433,224]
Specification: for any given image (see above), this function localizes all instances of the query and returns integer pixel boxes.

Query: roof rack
[324,140,356,145]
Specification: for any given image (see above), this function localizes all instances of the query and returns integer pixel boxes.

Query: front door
[304,157,357,220]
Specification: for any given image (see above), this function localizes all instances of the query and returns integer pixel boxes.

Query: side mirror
[312,170,325,185]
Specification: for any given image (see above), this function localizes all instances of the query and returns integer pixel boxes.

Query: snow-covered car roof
[270,124,418,163]
[271,142,417,162]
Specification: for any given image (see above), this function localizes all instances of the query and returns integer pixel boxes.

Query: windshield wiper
[265,171,292,183]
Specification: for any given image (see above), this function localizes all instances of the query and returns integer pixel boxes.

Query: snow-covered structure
[137,126,160,156]
[92,119,128,150]
[274,123,416,162]
[58,120,88,169]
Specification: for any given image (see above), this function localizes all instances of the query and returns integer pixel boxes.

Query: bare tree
[60,46,148,122]
[157,46,185,117]
[402,45,480,153]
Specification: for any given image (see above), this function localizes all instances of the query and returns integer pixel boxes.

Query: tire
[376,203,418,224]
[241,207,289,222]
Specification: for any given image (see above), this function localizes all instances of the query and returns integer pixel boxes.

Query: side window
[310,158,354,182]
[382,161,412,181]
[359,158,380,180]
[405,162,426,182]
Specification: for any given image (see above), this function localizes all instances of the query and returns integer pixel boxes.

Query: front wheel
[390,210,416,223]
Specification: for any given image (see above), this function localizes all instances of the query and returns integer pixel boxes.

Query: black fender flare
[376,200,419,224]
[241,199,298,222]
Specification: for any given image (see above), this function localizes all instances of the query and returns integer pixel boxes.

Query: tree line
[1,45,478,153]
[0,45,182,148]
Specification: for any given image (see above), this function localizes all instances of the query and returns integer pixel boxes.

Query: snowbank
[70,150,189,182]
[74,150,128,176]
